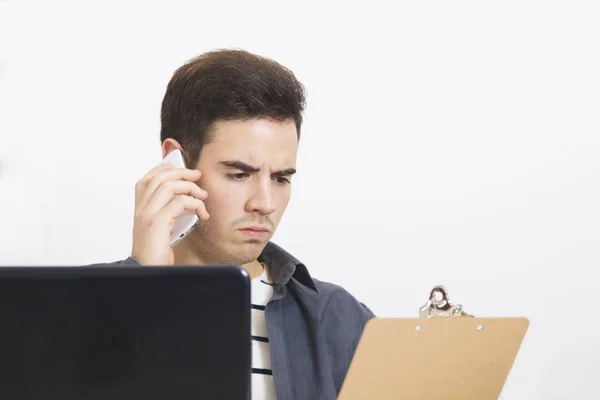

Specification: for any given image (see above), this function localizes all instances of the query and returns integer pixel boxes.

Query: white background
[1,1,599,399]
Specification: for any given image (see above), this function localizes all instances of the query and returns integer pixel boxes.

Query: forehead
[201,119,298,165]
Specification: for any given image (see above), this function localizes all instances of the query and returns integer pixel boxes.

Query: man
[111,49,374,399]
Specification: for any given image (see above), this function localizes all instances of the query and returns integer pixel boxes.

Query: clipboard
[337,286,530,400]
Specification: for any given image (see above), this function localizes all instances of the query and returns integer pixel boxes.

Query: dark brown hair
[160,49,307,167]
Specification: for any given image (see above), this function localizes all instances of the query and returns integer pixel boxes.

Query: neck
[173,241,264,280]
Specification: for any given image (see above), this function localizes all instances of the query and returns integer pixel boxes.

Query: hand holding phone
[130,149,210,265]
[158,149,201,247]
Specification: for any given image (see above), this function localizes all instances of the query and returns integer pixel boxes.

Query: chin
[229,241,266,264]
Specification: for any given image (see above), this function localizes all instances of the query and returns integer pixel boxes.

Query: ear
[161,138,184,158]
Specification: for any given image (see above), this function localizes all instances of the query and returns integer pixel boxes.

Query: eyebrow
[220,160,296,176]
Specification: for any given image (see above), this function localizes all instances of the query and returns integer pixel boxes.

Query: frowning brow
[273,168,297,177]
[220,161,296,176]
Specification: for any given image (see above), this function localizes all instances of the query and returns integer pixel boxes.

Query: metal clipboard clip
[419,285,474,318]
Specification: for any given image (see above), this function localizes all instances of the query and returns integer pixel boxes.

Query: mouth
[238,227,270,238]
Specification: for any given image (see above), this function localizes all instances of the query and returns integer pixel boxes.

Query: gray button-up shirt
[112,241,375,399]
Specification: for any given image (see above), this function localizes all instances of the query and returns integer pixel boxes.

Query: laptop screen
[0,266,251,400]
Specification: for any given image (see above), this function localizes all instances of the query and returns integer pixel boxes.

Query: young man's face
[188,118,298,265]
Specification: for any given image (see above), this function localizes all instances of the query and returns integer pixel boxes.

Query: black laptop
[0,265,251,400]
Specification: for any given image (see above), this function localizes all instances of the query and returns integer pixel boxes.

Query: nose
[245,180,276,216]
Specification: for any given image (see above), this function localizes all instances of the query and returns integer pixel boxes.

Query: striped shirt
[251,263,277,400]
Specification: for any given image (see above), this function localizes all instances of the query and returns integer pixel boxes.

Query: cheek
[273,190,292,218]
[202,182,243,217]
[279,191,291,208]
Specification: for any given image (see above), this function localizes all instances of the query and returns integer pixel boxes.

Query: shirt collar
[258,241,318,293]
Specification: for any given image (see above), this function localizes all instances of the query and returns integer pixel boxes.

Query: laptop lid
[0,265,251,400]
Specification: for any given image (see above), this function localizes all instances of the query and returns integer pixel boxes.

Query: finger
[141,168,203,206]
[144,181,208,216]
[135,162,174,193]
[156,195,210,226]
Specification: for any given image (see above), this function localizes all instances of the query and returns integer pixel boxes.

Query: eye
[276,176,291,185]
[227,173,249,181]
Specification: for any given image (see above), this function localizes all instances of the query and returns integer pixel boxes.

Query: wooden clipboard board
[337,286,530,400]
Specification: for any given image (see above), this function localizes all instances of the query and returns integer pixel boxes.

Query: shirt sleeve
[321,288,376,394]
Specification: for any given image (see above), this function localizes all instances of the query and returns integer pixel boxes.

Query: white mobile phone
[158,149,200,247]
